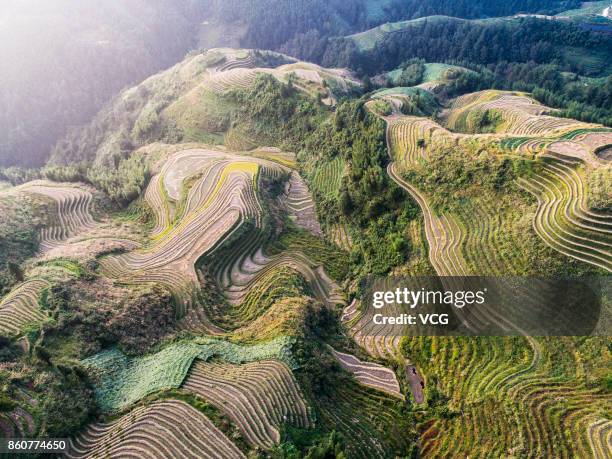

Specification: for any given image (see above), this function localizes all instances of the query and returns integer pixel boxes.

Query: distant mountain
[0,0,206,167]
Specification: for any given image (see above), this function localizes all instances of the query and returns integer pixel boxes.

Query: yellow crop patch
[151,161,259,245]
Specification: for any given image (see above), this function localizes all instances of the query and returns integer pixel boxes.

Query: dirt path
[405,365,425,404]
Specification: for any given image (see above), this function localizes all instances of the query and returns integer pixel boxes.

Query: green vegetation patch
[402,143,539,212]
[295,315,417,458]
[499,136,534,150]
[163,89,234,143]
[380,61,466,88]
[422,63,462,83]
[0,338,96,438]
[267,226,350,281]
[349,16,452,51]
[562,46,612,76]
[373,87,438,116]
[227,74,327,151]
[310,156,345,198]
[230,268,309,326]
[83,336,297,412]
[560,127,612,140]
[451,107,504,134]
[369,99,393,116]
[587,166,612,211]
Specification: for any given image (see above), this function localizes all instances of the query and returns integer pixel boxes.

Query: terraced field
[387,117,451,169]
[249,148,297,169]
[19,181,96,251]
[587,418,612,459]
[365,90,612,457]
[0,405,36,439]
[208,239,345,328]
[183,359,312,449]
[3,43,609,458]
[343,298,404,361]
[330,347,403,399]
[90,140,345,337]
[329,222,353,251]
[182,48,359,107]
[83,336,296,413]
[445,90,597,136]
[0,261,82,336]
[497,128,612,167]
[384,94,612,274]
[388,164,468,276]
[5,179,142,269]
[195,165,346,328]
[517,159,612,272]
[178,48,257,95]
[407,335,612,458]
[282,171,322,236]
[47,119,388,456]
[67,400,245,459]
[309,156,345,198]
[212,265,306,327]
[144,174,171,238]
[314,380,413,459]
[0,279,49,336]
[78,47,361,151]
[100,148,290,326]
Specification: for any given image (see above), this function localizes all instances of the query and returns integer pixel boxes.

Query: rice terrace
[0,1,611,458]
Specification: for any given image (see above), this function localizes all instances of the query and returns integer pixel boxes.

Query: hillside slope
[0,0,208,167]
[0,49,610,458]
[355,88,612,456]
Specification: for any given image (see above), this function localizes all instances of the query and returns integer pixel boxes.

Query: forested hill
[374,0,581,22]
[340,16,612,72]
[0,0,206,168]
[0,0,602,168]
[313,16,612,126]
[198,1,586,55]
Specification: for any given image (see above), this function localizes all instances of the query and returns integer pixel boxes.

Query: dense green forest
[379,0,581,21]
[332,18,612,74]
[202,0,365,49]
[202,0,582,51]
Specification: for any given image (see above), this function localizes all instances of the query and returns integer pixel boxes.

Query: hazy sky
[0,0,201,166]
